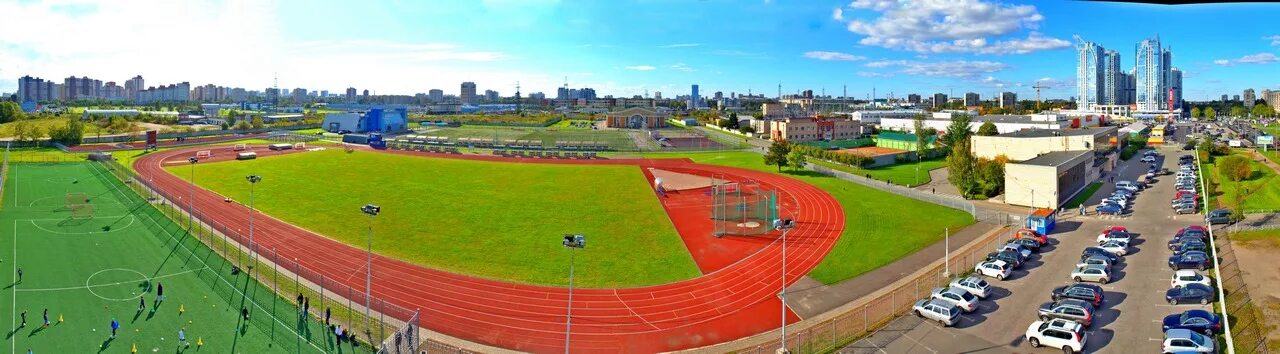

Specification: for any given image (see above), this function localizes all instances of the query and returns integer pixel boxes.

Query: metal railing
[97,157,433,353]
[1218,224,1275,354]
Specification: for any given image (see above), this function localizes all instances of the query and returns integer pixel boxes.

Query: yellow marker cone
[131,343,137,353]
[179,304,185,314]
[58,313,63,322]
[197,337,203,346]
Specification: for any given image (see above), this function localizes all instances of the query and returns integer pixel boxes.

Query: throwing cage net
[66,192,93,219]
[711,177,778,237]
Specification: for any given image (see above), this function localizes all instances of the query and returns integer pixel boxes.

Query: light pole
[361,204,381,334]
[187,157,198,229]
[246,175,262,270]
[561,234,586,354]
[774,218,795,354]
[943,227,950,277]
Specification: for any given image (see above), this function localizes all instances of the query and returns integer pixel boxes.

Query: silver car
[1070,265,1111,284]
[912,299,962,326]
[1037,298,1096,327]
[949,276,992,299]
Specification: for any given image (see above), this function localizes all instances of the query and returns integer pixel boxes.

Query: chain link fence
[94,157,431,353]
[806,163,978,218]
[1217,228,1273,354]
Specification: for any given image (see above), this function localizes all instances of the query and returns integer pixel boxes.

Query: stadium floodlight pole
[246,175,262,270]
[561,234,586,354]
[774,218,795,354]
[188,157,198,229]
[361,204,381,334]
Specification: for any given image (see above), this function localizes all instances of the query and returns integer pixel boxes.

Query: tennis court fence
[96,157,442,354]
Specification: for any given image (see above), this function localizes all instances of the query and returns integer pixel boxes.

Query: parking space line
[856,337,889,354]
[899,333,939,354]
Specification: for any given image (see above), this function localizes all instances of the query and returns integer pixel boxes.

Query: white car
[1162,328,1216,353]
[1096,231,1133,244]
[912,299,961,327]
[1170,270,1213,289]
[1141,155,1157,163]
[930,287,979,312]
[1098,240,1129,256]
[1116,181,1141,192]
[975,260,1012,280]
[949,276,992,299]
[1025,318,1088,353]
[1076,255,1112,270]
[1071,265,1112,284]
[1001,243,1033,260]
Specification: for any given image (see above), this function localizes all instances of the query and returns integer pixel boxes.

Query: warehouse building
[970,127,1118,161]
[322,107,407,133]
[1004,150,1095,209]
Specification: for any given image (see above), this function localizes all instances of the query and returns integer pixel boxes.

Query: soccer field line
[14,266,209,293]
[85,161,328,353]
[25,194,128,208]
[25,215,137,235]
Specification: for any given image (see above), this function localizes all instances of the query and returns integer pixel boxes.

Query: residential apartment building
[999,92,1017,108]
[17,75,57,102]
[1244,89,1256,108]
[1136,35,1173,111]
[769,116,864,142]
[964,92,980,107]
[932,93,947,109]
[125,75,145,102]
[1076,40,1106,110]
[63,76,103,100]
[460,82,477,105]
[137,82,191,103]
[428,89,444,103]
[907,94,921,105]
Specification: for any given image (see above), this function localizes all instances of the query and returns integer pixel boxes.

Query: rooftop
[997,126,1117,138]
[1017,150,1092,167]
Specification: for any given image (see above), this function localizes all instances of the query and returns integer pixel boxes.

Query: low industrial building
[1004,150,1096,209]
[604,107,667,129]
[848,109,923,125]
[321,107,408,133]
[769,116,864,142]
[1118,122,1149,139]
[970,127,1119,161]
[879,112,1102,135]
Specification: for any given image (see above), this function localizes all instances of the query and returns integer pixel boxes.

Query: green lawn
[1063,182,1104,209]
[629,151,975,284]
[808,158,947,187]
[2,162,369,353]
[167,149,699,287]
[1204,151,1280,213]
[0,117,107,138]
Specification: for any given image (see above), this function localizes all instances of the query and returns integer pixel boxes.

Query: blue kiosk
[1025,208,1057,235]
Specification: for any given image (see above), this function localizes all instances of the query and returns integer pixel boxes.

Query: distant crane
[1032,82,1050,112]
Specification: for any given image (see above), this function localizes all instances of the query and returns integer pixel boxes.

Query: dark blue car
[1082,247,1120,263]
[1096,204,1123,215]
[1162,309,1221,335]
[1173,241,1208,255]
[1168,236,1203,250]
[1168,251,1212,270]
[1166,283,1215,305]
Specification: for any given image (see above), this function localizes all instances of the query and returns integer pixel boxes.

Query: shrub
[1217,155,1252,182]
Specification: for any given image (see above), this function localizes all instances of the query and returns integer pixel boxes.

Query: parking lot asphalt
[841,125,1219,354]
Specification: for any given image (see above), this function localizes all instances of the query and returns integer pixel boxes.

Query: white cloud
[856,71,893,78]
[803,51,865,61]
[837,0,1069,54]
[625,65,656,71]
[863,60,1009,78]
[657,43,702,48]
[1034,77,1071,89]
[670,63,694,72]
[832,7,844,21]
[1265,35,1280,46]
[1214,52,1278,66]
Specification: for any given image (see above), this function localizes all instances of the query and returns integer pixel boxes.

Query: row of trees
[943,114,1007,199]
[0,101,23,124]
[10,116,85,145]
[762,140,808,172]
[1190,103,1276,120]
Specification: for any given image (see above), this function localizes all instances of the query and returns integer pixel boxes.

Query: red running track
[134,146,845,353]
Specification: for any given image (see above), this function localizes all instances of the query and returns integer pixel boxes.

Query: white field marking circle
[83,268,150,301]
[44,176,77,184]
[28,215,137,235]
[19,267,207,294]
[25,195,126,208]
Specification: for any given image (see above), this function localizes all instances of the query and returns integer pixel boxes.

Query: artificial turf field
[167,148,700,288]
[1,162,370,353]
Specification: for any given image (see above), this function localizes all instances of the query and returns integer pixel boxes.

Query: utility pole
[774,218,795,354]
[561,234,586,354]
[361,204,381,333]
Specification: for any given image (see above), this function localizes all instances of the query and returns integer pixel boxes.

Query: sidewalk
[783,221,1004,319]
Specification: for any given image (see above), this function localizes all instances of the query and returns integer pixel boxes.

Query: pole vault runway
[134,146,845,353]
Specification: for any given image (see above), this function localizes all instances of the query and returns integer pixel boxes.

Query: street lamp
[361,204,381,333]
[774,218,795,354]
[245,175,262,270]
[187,157,198,229]
[561,234,586,354]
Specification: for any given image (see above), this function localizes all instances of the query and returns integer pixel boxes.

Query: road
[840,127,1218,353]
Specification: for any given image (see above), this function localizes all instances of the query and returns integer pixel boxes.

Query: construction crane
[1032,82,1049,112]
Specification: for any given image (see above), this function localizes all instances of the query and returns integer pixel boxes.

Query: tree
[946,137,978,198]
[251,116,265,129]
[763,140,791,172]
[738,125,756,134]
[728,112,740,129]
[1190,106,1201,119]
[11,119,32,143]
[943,113,974,147]
[913,114,928,161]
[787,148,808,171]
[1230,106,1246,119]
[976,121,999,136]
[0,101,22,123]
[1252,103,1275,118]
[1204,107,1217,121]
[234,120,252,130]
[1217,155,1252,182]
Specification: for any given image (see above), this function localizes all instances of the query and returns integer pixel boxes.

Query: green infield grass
[624,151,975,285]
[808,158,947,187]
[418,125,639,151]
[167,149,699,287]
[1,162,371,353]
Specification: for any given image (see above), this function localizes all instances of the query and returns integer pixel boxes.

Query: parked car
[1025,318,1088,353]
[1162,309,1222,335]
[1014,228,1048,245]
[930,287,979,312]
[1177,225,1209,238]
[1161,328,1216,353]
[1174,203,1199,215]
[1173,241,1208,255]
[986,250,1024,268]
[1206,208,1232,224]
[1010,238,1042,252]
[975,260,1012,280]
[949,276,992,299]
[1001,243,1033,259]
[1098,240,1129,256]
[1070,265,1111,284]
[1170,270,1213,289]
[1173,190,1198,200]
[1166,283,1216,305]
[1096,203,1124,215]
[1051,283,1105,306]
[1096,228,1133,244]
[1037,299,1096,327]
[1141,155,1157,163]
[912,299,962,326]
[1081,247,1120,263]
[1076,255,1112,271]
[1116,181,1141,192]
[1169,251,1213,270]
[1169,235,1205,250]
[1170,196,1197,207]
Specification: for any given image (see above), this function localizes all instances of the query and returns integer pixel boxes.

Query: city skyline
[1,0,1278,101]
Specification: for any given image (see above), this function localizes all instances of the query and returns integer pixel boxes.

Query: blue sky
[1,0,1278,101]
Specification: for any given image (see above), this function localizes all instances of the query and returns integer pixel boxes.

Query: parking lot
[841,126,1220,353]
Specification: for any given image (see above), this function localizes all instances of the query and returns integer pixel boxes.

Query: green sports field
[167,149,700,288]
[1,162,371,353]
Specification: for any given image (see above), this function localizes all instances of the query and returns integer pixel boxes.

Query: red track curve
[133,146,845,353]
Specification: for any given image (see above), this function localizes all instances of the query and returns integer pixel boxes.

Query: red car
[1014,228,1048,245]
[1174,191,1198,200]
